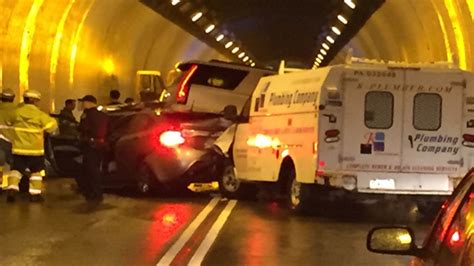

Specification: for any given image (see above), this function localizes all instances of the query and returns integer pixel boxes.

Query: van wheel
[218,161,255,199]
[284,165,309,212]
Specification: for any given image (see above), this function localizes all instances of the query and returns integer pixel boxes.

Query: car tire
[218,160,255,199]
[136,164,162,196]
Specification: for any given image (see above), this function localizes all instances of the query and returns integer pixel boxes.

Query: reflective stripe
[43,121,56,131]
[29,188,42,195]
[7,185,19,191]
[14,127,43,133]
[32,170,45,177]
[12,148,44,156]
[9,170,21,179]
[30,176,43,181]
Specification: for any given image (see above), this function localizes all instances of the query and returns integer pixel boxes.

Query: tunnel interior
[1,0,474,112]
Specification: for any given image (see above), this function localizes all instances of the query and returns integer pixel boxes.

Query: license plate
[369,178,395,189]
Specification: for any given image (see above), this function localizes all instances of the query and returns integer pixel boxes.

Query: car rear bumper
[145,147,222,185]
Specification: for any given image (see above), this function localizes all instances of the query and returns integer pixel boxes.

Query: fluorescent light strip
[205,24,215,33]
[238,52,245,58]
[344,0,356,9]
[322,43,330,50]
[225,41,233,48]
[317,54,324,60]
[320,49,327,55]
[171,0,180,6]
[326,36,335,44]
[337,15,348,24]
[192,12,203,22]
[216,34,224,42]
[331,26,341,35]
[232,47,240,54]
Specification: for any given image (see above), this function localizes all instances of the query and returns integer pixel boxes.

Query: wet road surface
[0,178,431,266]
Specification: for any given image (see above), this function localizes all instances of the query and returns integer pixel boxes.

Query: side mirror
[367,227,419,256]
[223,105,238,121]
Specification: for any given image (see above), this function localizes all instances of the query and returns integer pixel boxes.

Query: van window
[413,93,442,131]
[188,65,248,90]
[365,91,393,129]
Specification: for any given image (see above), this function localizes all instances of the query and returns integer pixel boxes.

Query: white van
[214,62,474,210]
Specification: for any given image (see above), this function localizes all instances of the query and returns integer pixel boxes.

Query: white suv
[167,60,275,114]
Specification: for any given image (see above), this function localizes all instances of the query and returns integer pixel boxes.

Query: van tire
[281,161,310,212]
[218,160,255,199]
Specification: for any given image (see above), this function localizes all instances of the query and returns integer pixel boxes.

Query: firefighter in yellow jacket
[5,90,57,203]
[0,89,16,190]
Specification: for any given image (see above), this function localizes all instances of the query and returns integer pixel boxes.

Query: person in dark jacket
[58,99,78,137]
[77,95,108,202]
[108,90,121,105]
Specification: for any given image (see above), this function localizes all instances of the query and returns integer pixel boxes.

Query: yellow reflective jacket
[9,104,57,156]
[0,102,17,142]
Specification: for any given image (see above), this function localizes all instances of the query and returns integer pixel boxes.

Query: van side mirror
[367,227,419,256]
[223,105,238,121]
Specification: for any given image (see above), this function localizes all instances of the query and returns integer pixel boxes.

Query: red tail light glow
[160,131,185,147]
[176,64,198,104]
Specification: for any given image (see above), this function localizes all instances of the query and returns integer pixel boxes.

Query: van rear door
[401,70,463,175]
[341,69,404,173]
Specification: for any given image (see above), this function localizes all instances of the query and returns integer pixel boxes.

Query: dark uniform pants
[78,146,103,200]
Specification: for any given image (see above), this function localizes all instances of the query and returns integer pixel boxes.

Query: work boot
[6,190,17,203]
[29,194,44,203]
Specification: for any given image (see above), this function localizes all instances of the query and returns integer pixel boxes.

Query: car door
[417,172,474,265]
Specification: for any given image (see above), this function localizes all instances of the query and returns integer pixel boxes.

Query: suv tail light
[176,64,198,104]
[160,131,185,147]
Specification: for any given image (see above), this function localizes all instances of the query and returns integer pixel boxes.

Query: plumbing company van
[215,62,474,210]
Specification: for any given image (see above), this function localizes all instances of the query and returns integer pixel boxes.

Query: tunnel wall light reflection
[20,0,45,94]
[69,3,93,85]
[50,0,76,110]
[444,0,466,69]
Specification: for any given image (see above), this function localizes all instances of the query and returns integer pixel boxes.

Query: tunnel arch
[0,0,226,112]
[334,0,474,71]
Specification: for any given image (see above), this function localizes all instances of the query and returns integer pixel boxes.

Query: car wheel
[218,160,255,199]
[137,164,161,196]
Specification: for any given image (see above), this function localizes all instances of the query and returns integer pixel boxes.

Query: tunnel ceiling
[141,0,385,69]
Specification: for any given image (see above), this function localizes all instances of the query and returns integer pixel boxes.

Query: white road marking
[188,200,238,266]
[156,197,220,266]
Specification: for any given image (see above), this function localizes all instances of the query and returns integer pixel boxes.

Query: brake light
[160,131,185,147]
[176,64,198,104]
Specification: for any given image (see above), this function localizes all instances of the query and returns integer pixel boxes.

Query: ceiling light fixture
[344,0,356,9]
[331,26,341,35]
[322,43,330,50]
[251,63,256,67]
[326,36,335,44]
[191,12,203,22]
[171,0,180,6]
[225,41,233,48]
[317,54,324,60]
[238,52,245,58]
[243,56,249,62]
[205,24,215,33]
[337,15,348,24]
[232,47,240,54]
[316,58,322,63]
[320,49,327,55]
[216,34,224,42]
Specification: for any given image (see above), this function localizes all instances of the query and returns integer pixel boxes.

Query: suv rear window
[181,64,248,90]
